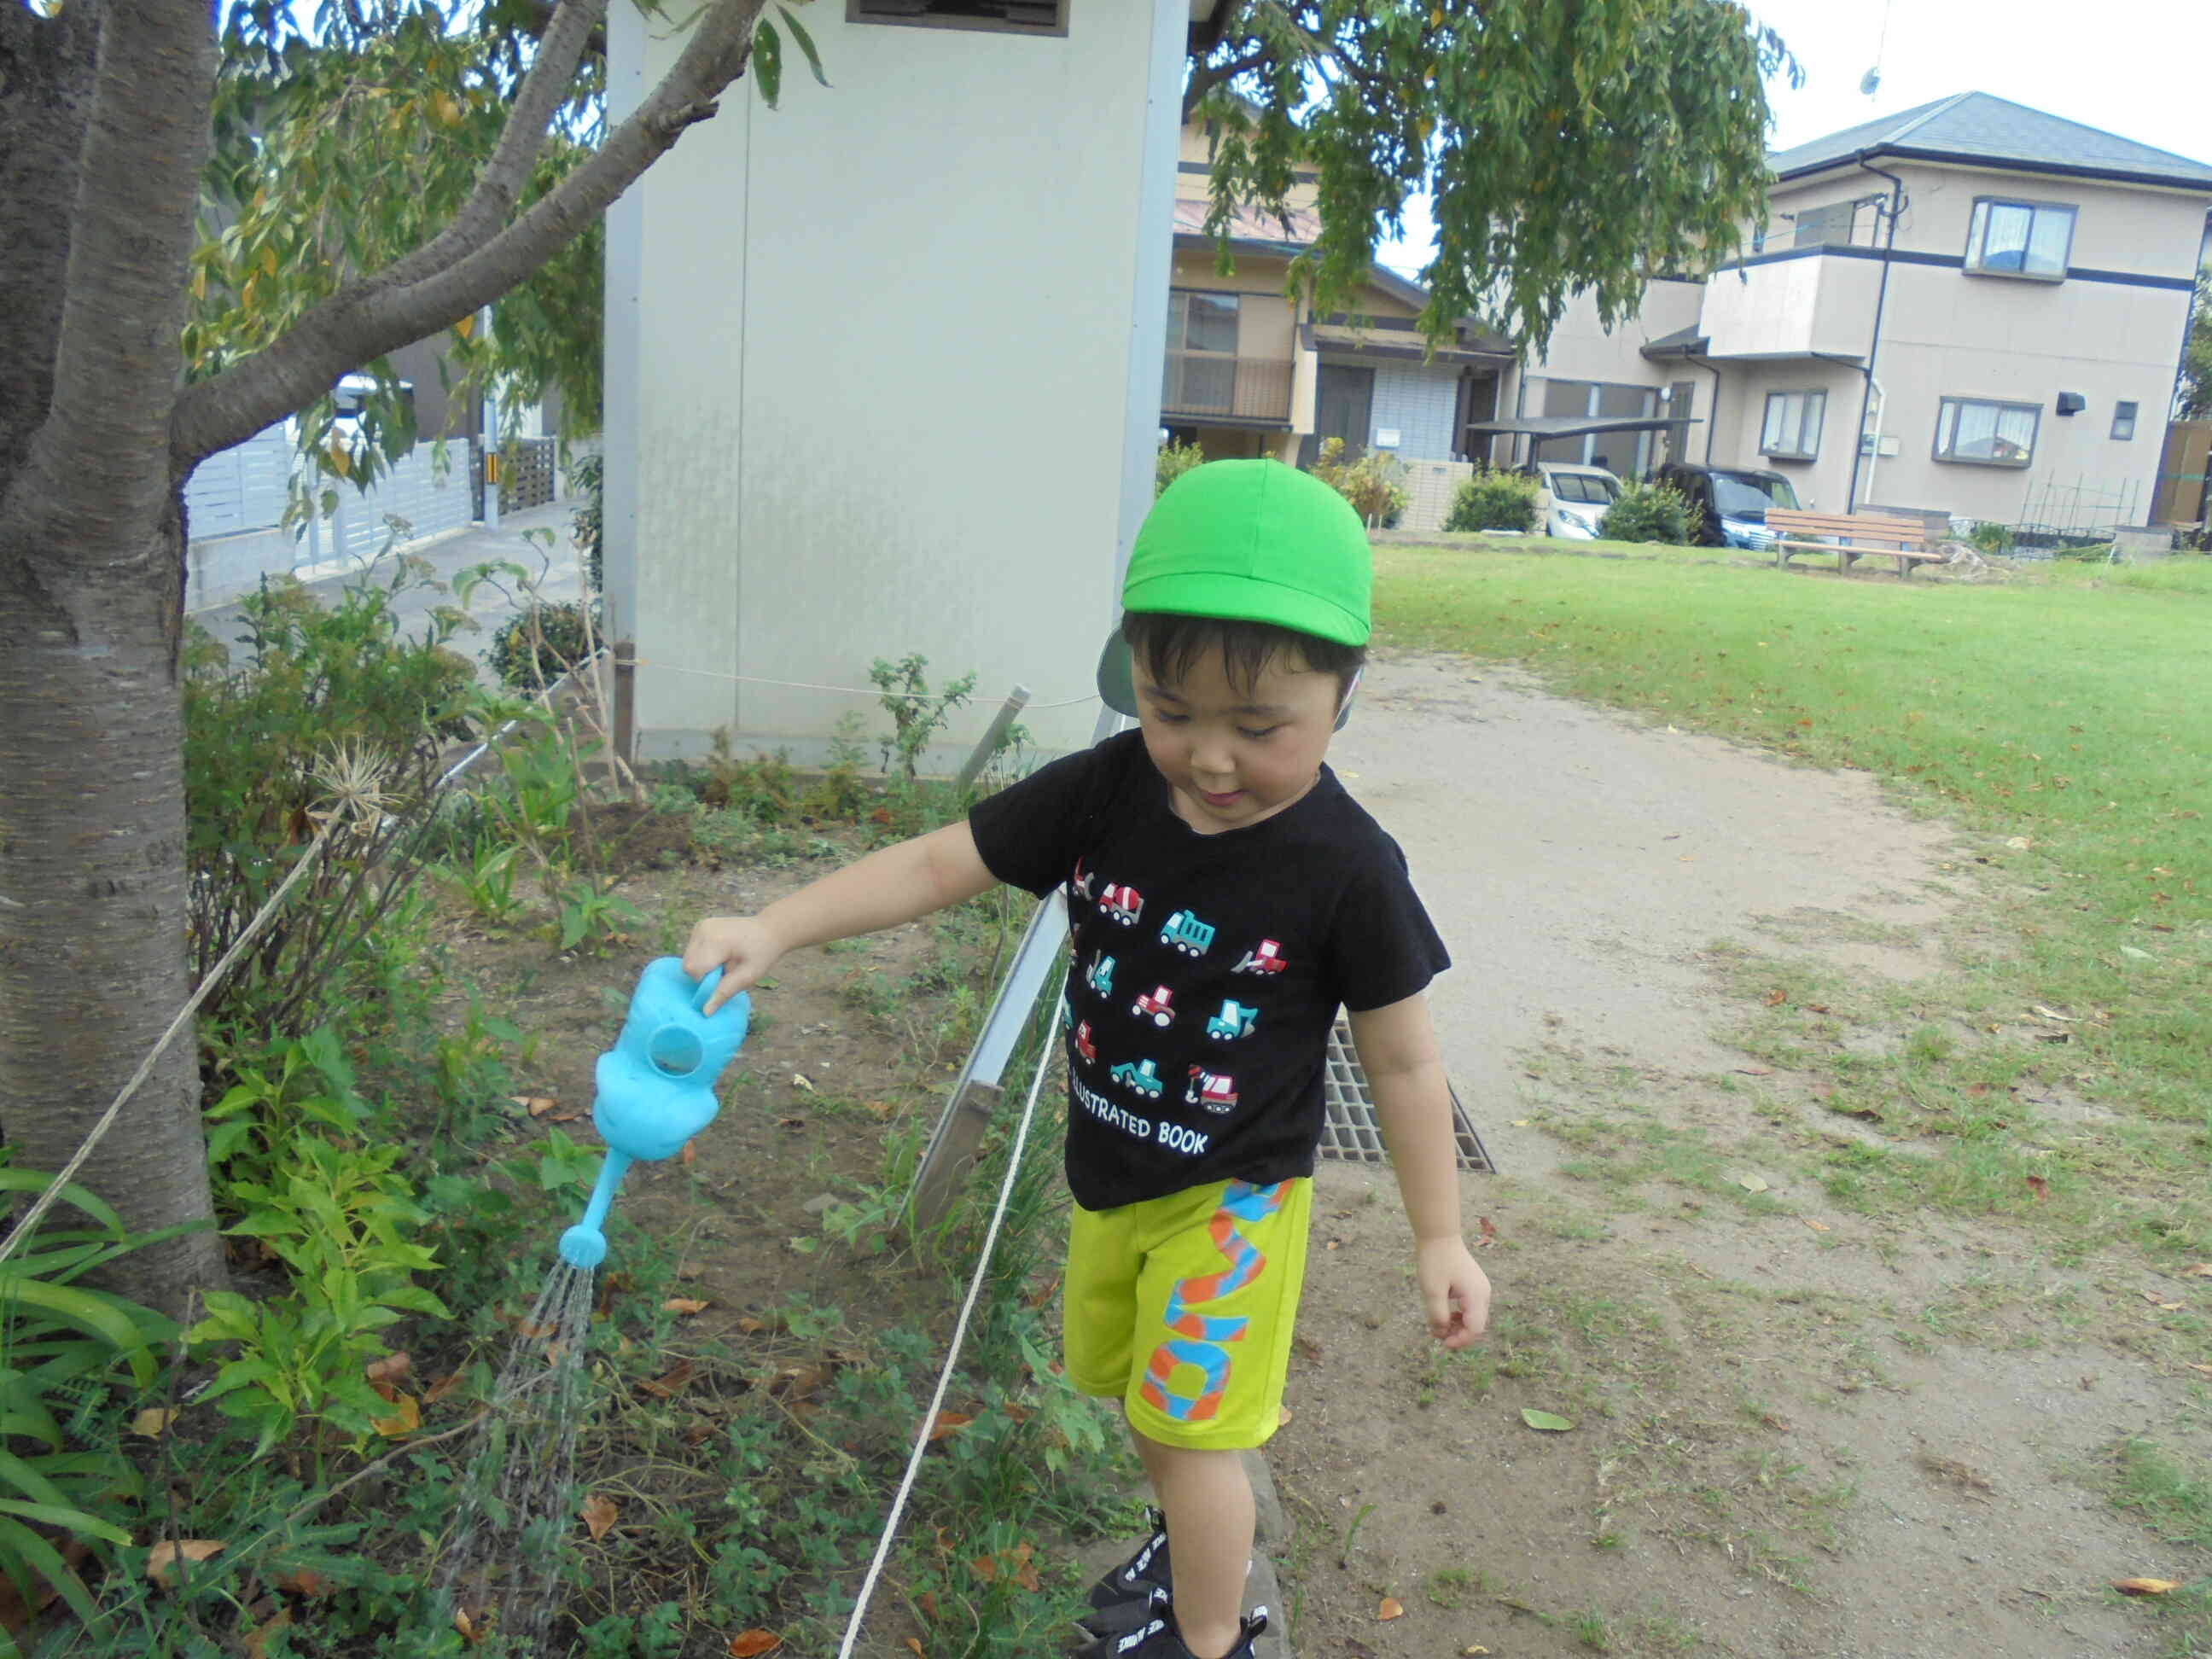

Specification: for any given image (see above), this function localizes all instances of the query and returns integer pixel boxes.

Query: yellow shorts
[1063,1178,1313,1451]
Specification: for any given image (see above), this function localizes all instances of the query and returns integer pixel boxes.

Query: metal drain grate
[1318,1018,1495,1173]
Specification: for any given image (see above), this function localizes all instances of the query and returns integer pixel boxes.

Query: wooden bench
[1765,508,1944,579]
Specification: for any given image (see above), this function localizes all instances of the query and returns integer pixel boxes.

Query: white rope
[835,981,1064,1659]
[633,656,1099,710]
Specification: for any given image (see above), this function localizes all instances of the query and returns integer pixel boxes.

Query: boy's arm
[684,820,999,1012]
[1348,992,1491,1350]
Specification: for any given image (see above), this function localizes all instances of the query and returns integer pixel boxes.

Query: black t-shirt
[968,731,1449,1211]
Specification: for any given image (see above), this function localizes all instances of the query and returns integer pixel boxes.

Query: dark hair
[1121,610,1365,701]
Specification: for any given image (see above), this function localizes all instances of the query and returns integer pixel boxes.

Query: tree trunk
[1,0,226,1321]
[0,505,226,1321]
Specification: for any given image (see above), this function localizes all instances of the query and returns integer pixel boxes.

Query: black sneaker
[1085,1511,1171,1611]
[1079,1607,1268,1659]
[1075,1584,1169,1642]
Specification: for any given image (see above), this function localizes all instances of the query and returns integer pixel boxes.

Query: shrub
[487,599,596,690]
[1308,437,1407,527]
[1155,438,1205,498]
[1598,481,1693,544]
[1442,469,1539,533]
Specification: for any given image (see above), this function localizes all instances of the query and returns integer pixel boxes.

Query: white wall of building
[606,1,1185,763]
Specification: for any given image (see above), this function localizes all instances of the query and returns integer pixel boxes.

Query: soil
[432,652,2210,1658]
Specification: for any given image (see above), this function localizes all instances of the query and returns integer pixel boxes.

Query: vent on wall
[2056,392,2086,416]
[850,0,1067,28]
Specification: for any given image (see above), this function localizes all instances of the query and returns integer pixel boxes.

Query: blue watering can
[557,958,751,1268]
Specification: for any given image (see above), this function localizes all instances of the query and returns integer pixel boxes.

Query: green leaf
[0,1499,131,1548]
[0,1280,160,1389]
[777,5,830,86]
[752,19,782,108]
[1520,1408,1575,1433]
[0,1513,103,1629]
[0,1172,127,1235]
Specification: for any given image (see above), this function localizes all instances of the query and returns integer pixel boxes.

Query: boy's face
[1132,641,1343,835]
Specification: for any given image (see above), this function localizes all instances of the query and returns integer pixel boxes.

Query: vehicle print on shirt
[1072,1021,1098,1063]
[1132,985,1176,1027]
[1206,999,1259,1041]
[1099,883,1143,925]
[1058,994,1074,1033]
[1158,909,1216,958]
[1185,1067,1238,1114]
[1233,939,1287,976]
[1086,952,1116,998]
[1110,1058,1164,1100]
[1068,859,1097,902]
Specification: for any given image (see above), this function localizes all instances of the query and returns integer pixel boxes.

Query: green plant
[1965,519,2013,556]
[1443,468,1540,533]
[1308,437,1407,527]
[1155,437,1206,498]
[184,561,474,1043]
[1598,480,1692,544]
[868,654,977,781]
[445,830,529,923]
[487,599,597,691]
[204,1025,370,1196]
[0,1171,178,1643]
[554,872,644,952]
[189,1138,448,1470]
[570,449,605,592]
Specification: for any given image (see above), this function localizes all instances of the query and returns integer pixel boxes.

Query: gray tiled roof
[1770,92,2212,191]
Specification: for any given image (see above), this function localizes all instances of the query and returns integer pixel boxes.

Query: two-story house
[1510,93,2212,533]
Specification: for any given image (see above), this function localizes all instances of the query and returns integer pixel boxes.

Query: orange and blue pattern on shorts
[1138,1179,1284,1422]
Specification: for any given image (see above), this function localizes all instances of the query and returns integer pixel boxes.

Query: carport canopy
[1459,413,1703,439]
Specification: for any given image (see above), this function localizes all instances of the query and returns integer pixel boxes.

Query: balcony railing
[1161,352,1293,423]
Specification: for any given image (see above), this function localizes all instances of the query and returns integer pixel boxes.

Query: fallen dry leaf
[1462,1648,1491,1656]
[2181,1264,2212,1278]
[275,1568,332,1598]
[970,1543,1040,1592]
[2189,1363,2212,1376]
[579,1494,618,1541]
[2112,1578,2179,1597]
[726,1633,782,1659]
[1476,1215,1499,1248]
[130,1407,177,1438]
[1510,1118,1530,1126]
[370,1392,421,1436]
[511,1095,557,1116]
[364,1351,411,1385]
[453,1605,486,1644]
[425,1371,465,1406]
[147,1540,225,1586]
[791,1073,816,1093]
[514,1316,557,1340]
[928,1411,973,1441]
[680,1139,697,1166]
[1377,1597,1404,1621]
[245,1609,293,1659]
[1763,987,1787,1006]
[2026,1174,2051,1202]
[1803,1218,1831,1233]
[736,1316,771,1335]
[663,1298,711,1315]
[638,1359,696,1400]
[1278,1404,1294,1427]
[905,1640,925,1659]
[776,1115,807,1129]
[2030,1004,2077,1023]
[1738,1175,1770,1194]
[864,1098,896,1120]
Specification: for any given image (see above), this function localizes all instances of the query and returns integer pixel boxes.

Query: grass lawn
[1374,540,2212,1230]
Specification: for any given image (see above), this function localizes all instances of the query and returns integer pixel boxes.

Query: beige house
[1511,93,2212,534]
[1161,122,1517,529]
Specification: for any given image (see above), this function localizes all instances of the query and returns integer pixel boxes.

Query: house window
[1162,290,1241,415]
[847,0,1068,34]
[1965,198,2075,279]
[2112,400,2139,441]
[1792,201,1864,250]
[1935,397,2041,468]
[1761,390,1825,461]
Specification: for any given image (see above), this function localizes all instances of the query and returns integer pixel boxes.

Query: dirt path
[1273,655,2183,1657]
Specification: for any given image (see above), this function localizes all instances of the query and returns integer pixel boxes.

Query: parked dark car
[1652,462,1802,550]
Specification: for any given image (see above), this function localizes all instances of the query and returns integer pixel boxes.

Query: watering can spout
[556,959,749,1268]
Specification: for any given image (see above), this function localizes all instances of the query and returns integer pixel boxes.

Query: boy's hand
[683,917,784,1014]
[1414,1237,1491,1350]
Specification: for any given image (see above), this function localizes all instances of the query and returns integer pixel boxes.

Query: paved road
[189,500,584,684]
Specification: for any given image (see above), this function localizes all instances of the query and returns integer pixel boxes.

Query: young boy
[684,460,1489,1659]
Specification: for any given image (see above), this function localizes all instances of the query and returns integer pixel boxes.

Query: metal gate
[2153,421,2210,526]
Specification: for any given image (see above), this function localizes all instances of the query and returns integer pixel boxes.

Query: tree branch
[1181,47,1266,120]
[171,0,769,473]
[1,0,214,550]
[376,0,608,293]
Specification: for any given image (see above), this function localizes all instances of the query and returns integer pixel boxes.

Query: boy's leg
[1131,1429,1253,1659]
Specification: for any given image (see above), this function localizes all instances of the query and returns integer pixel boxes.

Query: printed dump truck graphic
[1086,953,1116,997]
[1100,883,1143,925]
[1069,861,1097,901]
[1185,1067,1238,1113]
[1132,985,1177,1027]
[1073,1021,1097,1063]
[1234,939,1286,975]
[1207,1000,1259,1041]
[1110,1058,1164,1099]
[1159,910,1215,957]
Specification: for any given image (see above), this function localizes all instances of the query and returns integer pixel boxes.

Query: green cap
[1098,460,1371,718]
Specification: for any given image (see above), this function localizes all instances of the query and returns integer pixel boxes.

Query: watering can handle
[690,965,725,1015]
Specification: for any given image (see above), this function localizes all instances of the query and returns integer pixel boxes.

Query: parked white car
[1534,463,1623,538]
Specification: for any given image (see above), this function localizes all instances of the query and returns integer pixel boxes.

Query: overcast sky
[1379,0,2212,276]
